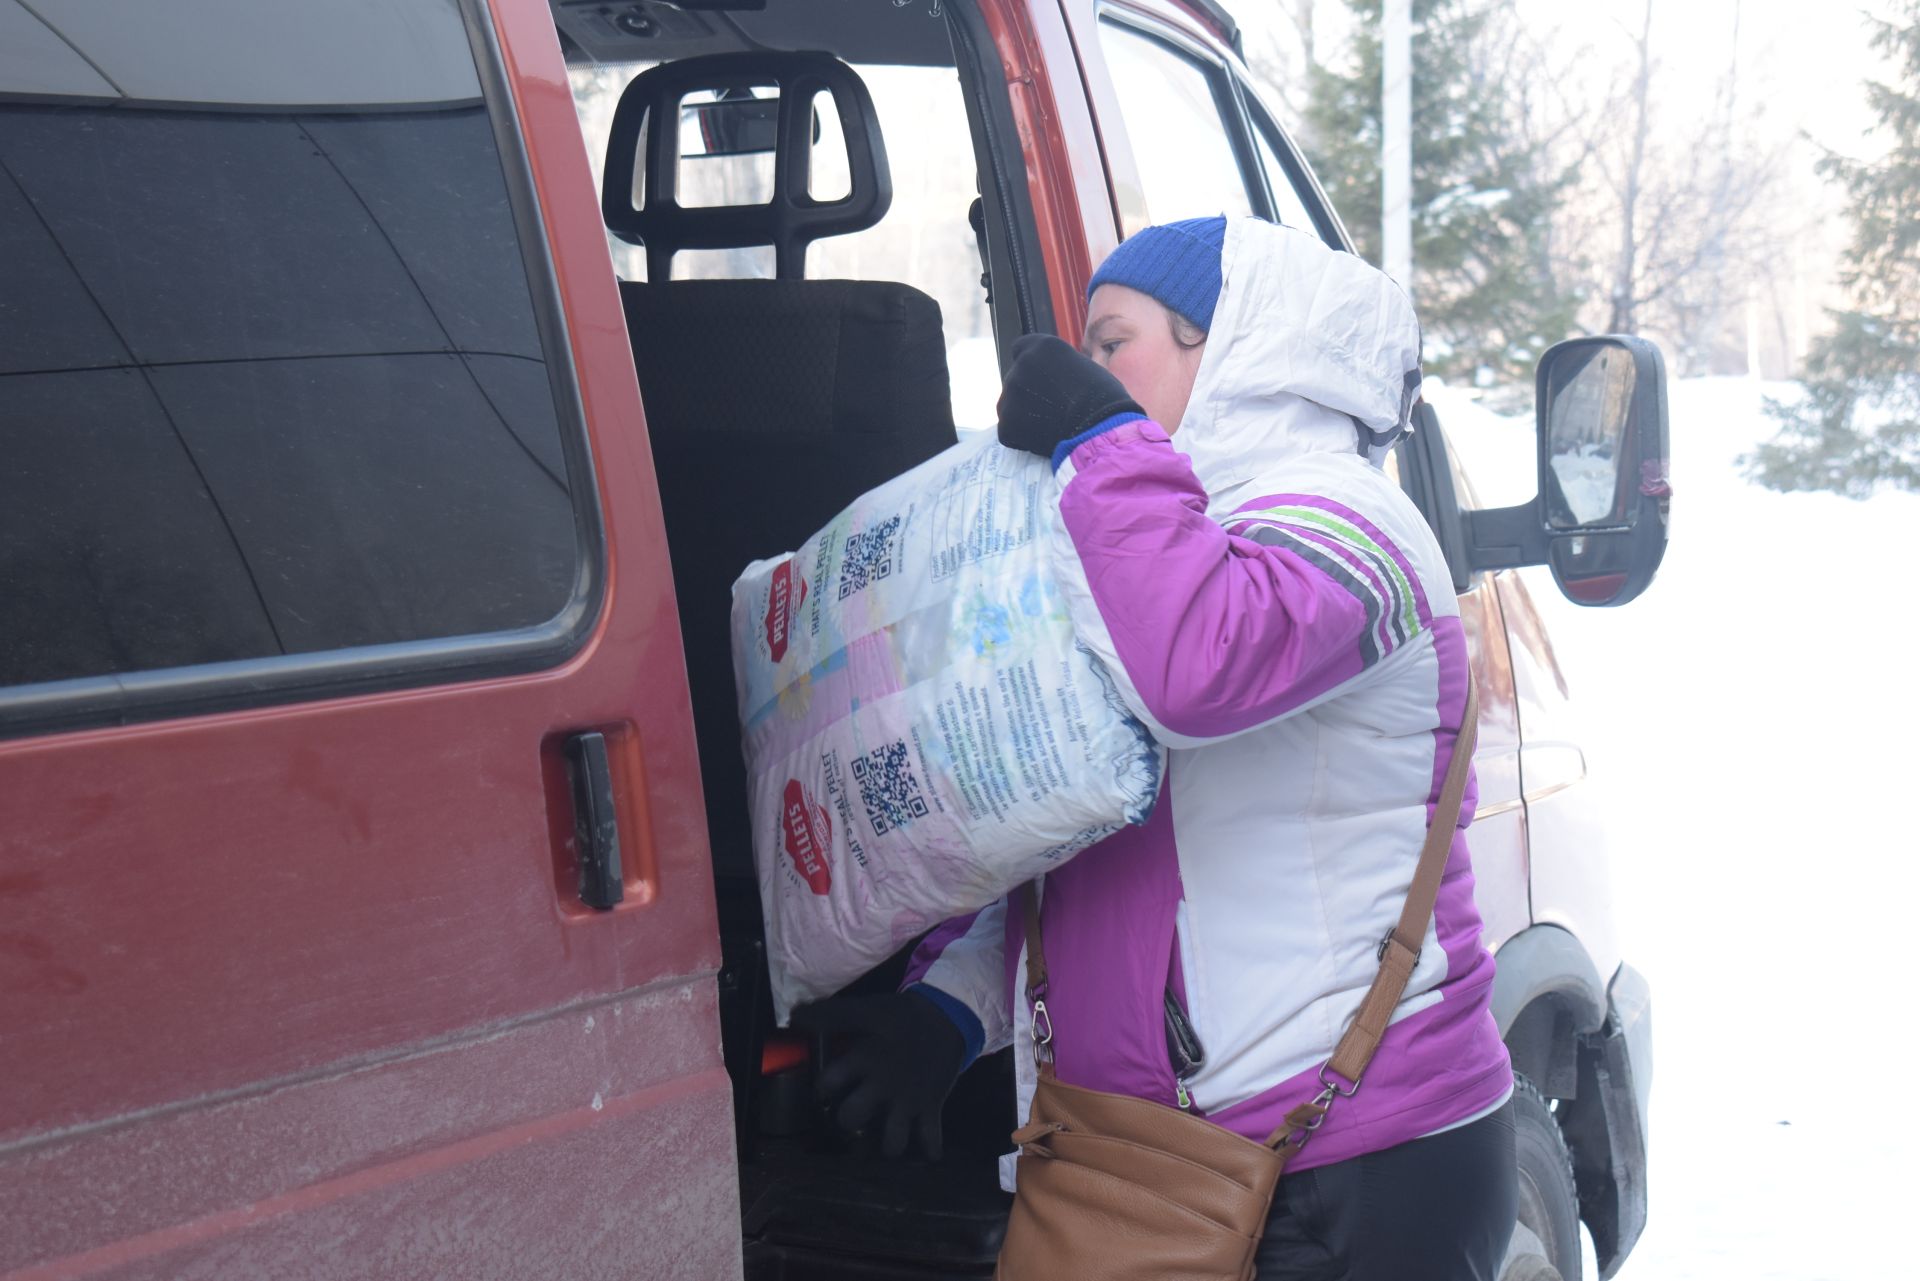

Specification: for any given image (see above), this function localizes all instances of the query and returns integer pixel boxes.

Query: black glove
[996,333,1143,459]
[790,990,968,1159]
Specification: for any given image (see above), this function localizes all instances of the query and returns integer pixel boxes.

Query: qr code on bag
[838,516,900,600]
[851,739,930,835]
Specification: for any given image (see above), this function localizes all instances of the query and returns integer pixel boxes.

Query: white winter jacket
[905,217,1512,1176]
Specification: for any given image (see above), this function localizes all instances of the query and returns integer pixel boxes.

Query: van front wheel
[1502,1075,1581,1281]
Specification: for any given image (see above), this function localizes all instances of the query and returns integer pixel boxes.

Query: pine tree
[1744,3,1920,496]
[1301,0,1577,390]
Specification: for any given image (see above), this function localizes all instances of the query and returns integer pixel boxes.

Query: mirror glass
[678,86,780,157]
[1542,343,1636,529]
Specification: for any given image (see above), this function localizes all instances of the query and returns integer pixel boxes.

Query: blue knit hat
[1086,215,1227,333]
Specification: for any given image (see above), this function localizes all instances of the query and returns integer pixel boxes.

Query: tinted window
[0,0,579,691]
[1241,94,1323,236]
[1096,21,1255,223]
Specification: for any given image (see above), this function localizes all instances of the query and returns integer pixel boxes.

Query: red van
[0,2,1662,1278]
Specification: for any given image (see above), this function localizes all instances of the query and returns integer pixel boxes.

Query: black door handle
[565,732,623,910]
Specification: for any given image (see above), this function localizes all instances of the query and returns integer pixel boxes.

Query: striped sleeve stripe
[1267,497,1435,625]
[1228,522,1397,660]
[1263,505,1419,638]
[1285,523,1408,658]
[1236,501,1427,636]
[1235,520,1406,667]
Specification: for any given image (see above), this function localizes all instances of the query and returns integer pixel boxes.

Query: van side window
[1240,93,1323,237]
[0,1,584,697]
[1095,21,1255,223]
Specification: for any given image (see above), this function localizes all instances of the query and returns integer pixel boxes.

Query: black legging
[1253,1099,1518,1280]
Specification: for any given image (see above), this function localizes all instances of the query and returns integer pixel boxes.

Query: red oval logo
[781,779,832,894]
[764,560,807,664]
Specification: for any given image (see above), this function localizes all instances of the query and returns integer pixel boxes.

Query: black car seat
[621,276,956,885]
[603,53,960,1123]
[604,50,960,882]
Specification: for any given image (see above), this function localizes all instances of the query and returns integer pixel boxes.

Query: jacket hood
[1174,217,1423,517]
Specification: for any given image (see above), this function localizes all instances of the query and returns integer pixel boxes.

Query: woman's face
[1083,283,1207,433]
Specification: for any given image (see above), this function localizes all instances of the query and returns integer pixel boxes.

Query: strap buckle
[1031,998,1053,1047]
[1377,933,1421,967]
[1317,1062,1361,1099]
[1277,1084,1340,1154]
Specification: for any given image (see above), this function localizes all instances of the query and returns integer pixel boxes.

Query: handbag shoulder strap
[1017,681,1480,1128]
[1265,678,1479,1151]
[1321,678,1478,1086]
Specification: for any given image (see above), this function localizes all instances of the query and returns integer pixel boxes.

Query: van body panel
[43,1087,736,1281]
[1459,578,1532,948]
[1495,572,1625,978]
[0,985,736,1278]
[0,0,735,1273]
[1526,776,1625,984]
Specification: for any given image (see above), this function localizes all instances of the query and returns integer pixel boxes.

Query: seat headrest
[603,52,891,281]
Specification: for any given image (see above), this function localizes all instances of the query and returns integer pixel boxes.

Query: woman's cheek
[1112,356,1156,410]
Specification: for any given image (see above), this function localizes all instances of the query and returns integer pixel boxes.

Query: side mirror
[1463,336,1671,606]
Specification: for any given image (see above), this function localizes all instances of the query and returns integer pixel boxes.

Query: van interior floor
[740,1131,1011,1279]
[717,876,1014,1277]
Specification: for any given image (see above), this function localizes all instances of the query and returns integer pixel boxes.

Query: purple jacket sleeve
[1054,419,1410,745]
[896,899,1012,1056]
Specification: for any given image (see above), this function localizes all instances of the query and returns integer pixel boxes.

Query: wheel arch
[1495,929,1650,1280]
[1494,925,1606,1097]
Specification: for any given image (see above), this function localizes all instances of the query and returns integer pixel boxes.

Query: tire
[1501,1075,1582,1281]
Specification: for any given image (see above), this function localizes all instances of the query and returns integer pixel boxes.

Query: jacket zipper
[1164,986,1205,1110]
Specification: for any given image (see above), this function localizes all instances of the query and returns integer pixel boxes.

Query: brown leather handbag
[994,684,1478,1280]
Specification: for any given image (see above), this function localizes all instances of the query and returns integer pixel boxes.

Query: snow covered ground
[1434,376,1920,1280]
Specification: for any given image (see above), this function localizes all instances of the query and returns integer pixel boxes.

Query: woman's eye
[1100,341,1122,358]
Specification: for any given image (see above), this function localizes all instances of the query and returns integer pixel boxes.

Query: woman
[796,216,1518,1279]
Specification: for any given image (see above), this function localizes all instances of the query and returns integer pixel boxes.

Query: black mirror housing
[1463,335,1671,607]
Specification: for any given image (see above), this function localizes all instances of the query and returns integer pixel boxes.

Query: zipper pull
[1175,1080,1192,1110]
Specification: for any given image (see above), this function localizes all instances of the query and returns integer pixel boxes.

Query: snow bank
[1436,376,1920,1279]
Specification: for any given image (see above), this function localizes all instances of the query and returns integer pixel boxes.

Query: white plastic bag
[732,436,1165,1020]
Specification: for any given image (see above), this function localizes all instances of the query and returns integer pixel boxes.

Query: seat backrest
[621,278,958,879]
